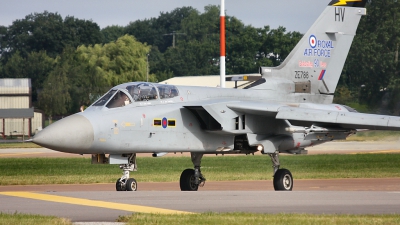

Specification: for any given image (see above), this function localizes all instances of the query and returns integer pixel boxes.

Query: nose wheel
[116,178,126,191]
[116,154,138,191]
[116,178,137,191]
[126,178,137,191]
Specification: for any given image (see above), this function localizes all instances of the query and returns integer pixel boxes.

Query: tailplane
[256,0,367,102]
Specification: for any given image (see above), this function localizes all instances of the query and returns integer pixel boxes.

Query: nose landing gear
[116,154,138,191]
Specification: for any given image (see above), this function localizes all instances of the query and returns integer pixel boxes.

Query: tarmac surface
[1,191,400,222]
[1,141,400,222]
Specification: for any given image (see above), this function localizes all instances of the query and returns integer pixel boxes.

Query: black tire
[273,169,293,191]
[126,178,137,191]
[116,178,126,191]
[180,168,198,191]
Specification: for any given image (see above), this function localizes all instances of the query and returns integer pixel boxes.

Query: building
[0,78,43,139]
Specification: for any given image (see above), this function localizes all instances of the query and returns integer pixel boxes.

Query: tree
[340,0,400,113]
[77,35,153,86]
[180,5,219,42]
[0,25,7,59]
[2,50,55,102]
[2,51,25,78]
[4,11,101,59]
[25,51,55,102]
[158,5,219,76]
[226,21,275,73]
[101,25,125,43]
[158,5,302,76]
[125,7,196,53]
[263,27,302,66]
[54,47,105,112]
[147,46,174,82]
[5,11,64,58]
[38,58,72,123]
[63,16,102,47]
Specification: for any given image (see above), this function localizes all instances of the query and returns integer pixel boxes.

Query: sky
[0,0,329,33]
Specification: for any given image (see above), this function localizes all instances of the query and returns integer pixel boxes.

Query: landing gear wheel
[273,169,293,191]
[180,169,198,191]
[116,178,126,191]
[126,178,137,191]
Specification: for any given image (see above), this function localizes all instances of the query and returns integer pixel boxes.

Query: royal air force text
[304,40,334,58]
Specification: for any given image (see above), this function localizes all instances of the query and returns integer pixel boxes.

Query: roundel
[162,117,168,129]
[309,35,317,48]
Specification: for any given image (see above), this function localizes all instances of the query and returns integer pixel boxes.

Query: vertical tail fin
[258,0,367,100]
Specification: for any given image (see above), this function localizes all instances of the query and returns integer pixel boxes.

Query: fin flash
[333,0,362,6]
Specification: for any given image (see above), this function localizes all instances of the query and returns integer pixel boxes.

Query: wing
[227,102,400,131]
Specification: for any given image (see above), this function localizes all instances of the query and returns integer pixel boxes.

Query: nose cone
[33,114,94,153]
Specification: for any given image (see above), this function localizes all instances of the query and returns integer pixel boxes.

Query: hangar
[0,78,43,140]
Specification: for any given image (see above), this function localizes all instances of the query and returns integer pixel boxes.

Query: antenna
[163,31,186,48]
[220,0,226,88]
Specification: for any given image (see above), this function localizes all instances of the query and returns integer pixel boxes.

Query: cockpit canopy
[92,82,180,108]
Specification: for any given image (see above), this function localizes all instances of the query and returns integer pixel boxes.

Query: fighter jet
[33,0,388,191]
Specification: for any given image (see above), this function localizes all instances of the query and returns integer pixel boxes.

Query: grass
[345,102,370,113]
[347,130,400,141]
[1,154,400,185]
[1,212,399,225]
[117,213,400,225]
[0,142,41,149]
[0,212,71,225]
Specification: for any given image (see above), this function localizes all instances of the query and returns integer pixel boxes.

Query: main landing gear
[177,151,292,191]
[180,153,206,191]
[268,151,293,191]
[116,154,138,191]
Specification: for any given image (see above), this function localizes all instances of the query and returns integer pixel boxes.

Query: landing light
[257,145,264,151]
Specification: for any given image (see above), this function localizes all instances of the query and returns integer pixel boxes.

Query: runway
[1,190,400,222]
[1,178,400,222]
[1,141,400,222]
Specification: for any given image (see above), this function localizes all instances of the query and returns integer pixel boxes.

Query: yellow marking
[153,118,162,127]
[0,152,43,157]
[122,122,134,127]
[168,119,176,127]
[0,192,194,214]
[333,0,362,6]
[98,138,106,142]
[113,127,119,135]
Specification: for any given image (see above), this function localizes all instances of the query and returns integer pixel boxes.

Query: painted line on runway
[0,152,43,157]
[0,192,194,214]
